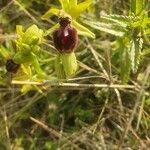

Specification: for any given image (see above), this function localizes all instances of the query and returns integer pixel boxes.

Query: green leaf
[121,51,131,83]
[42,8,60,19]
[101,14,137,23]
[128,28,143,73]
[132,37,143,73]
[119,38,132,83]
[84,20,125,37]
[101,15,128,28]
[129,39,136,72]
[130,0,145,15]
[72,20,95,39]
[30,52,46,77]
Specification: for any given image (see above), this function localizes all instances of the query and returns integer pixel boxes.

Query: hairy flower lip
[53,27,78,53]
[53,17,78,53]
[6,59,20,73]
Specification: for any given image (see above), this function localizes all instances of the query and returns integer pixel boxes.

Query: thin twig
[11,80,140,90]
[13,0,39,24]
[114,88,124,113]
[85,38,109,79]
[30,116,61,138]
[30,117,82,150]
[3,107,11,149]
[93,98,109,133]
[0,0,13,13]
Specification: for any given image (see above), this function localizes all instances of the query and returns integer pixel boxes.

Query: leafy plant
[84,0,149,82]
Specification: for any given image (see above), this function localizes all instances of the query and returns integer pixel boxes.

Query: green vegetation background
[0,0,149,149]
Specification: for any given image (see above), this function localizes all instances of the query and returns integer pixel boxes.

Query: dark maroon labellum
[6,59,20,73]
[53,17,78,53]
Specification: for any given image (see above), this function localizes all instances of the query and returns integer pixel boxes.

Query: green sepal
[70,0,92,19]
[59,0,69,11]
[42,8,60,19]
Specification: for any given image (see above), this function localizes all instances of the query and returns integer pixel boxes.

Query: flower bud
[6,59,20,73]
[53,17,78,53]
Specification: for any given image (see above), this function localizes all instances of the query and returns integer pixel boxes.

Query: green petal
[72,20,95,39]
[44,23,59,36]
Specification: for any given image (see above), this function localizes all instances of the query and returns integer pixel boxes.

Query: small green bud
[23,25,43,45]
